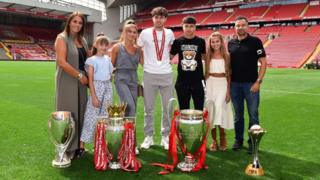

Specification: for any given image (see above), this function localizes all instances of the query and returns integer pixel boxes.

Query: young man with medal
[170,16,206,110]
[137,7,175,150]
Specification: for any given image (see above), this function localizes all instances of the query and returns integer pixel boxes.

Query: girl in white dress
[205,32,234,152]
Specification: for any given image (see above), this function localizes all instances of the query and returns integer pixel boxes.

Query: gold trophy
[245,125,266,176]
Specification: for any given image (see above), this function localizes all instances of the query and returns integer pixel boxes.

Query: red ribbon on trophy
[94,121,141,172]
[119,122,142,172]
[151,110,209,174]
[94,121,109,171]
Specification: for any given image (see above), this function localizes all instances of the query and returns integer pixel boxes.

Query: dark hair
[64,11,86,42]
[151,7,168,18]
[92,36,109,55]
[182,16,197,24]
[235,16,248,23]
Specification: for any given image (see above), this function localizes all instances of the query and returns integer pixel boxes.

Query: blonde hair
[119,23,138,44]
[92,35,110,55]
[206,31,231,76]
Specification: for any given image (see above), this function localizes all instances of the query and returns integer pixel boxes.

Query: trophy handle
[48,118,59,147]
[167,98,179,121]
[204,99,215,131]
[63,117,75,151]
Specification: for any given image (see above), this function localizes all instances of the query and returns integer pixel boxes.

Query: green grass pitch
[0,61,319,179]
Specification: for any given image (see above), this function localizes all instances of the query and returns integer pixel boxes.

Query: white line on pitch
[262,89,320,96]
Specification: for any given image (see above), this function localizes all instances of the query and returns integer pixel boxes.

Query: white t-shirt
[137,27,175,74]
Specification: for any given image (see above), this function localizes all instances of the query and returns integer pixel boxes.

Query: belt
[209,73,226,77]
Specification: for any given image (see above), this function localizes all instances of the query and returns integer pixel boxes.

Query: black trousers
[175,82,204,110]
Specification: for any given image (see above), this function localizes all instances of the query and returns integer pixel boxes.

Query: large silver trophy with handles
[48,111,75,168]
[167,98,214,172]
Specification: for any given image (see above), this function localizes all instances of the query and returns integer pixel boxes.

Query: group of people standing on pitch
[54,6,267,160]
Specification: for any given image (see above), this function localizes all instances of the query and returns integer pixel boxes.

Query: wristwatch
[256,78,263,84]
[77,73,83,80]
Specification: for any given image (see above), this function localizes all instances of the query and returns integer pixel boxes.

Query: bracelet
[77,73,83,80]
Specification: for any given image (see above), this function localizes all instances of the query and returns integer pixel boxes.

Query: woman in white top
[205,32,234,152]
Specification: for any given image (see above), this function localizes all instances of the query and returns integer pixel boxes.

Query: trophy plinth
[52,152,71,168]
[48,111,75,168]
[245,164,264,176]
[245,125,266,176]
[177,154,196,172]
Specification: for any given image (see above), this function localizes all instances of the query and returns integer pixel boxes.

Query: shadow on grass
[57,146,320,180]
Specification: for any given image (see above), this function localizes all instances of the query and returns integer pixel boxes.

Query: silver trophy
[245,125,266,176]
[168,98,214,172]
[105,104,126,169]
[48,111,75,168]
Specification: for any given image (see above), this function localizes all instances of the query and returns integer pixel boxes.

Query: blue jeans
[231,82,260,143]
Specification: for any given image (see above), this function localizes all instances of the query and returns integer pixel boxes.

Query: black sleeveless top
[78,47,87,71]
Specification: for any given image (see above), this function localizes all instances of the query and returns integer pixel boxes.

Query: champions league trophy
[48,111,75,168]
[167,98,214,172]
[245,124,267,176]
[105,103,126,169]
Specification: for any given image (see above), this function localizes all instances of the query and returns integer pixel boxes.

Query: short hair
[235,16,248,23]
[182,16,196,24]
[151,7,168,18]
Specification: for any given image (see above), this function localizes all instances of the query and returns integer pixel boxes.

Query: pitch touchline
[262,89,320,96]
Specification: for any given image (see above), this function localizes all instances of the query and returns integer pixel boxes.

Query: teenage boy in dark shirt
[170,16,206,110]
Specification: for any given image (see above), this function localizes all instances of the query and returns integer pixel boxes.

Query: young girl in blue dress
[79,35,113,154]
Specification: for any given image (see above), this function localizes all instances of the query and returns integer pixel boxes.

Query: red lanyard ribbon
[153,28,166,62]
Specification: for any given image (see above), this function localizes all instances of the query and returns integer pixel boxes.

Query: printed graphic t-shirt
[170,36,206,85]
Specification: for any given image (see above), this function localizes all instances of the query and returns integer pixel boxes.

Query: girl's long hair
[91,35,109,56]
[206,31,231,76]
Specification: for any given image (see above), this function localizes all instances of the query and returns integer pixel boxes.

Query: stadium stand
[1,0,320,67]
[4,42,51,60]
[0,43,9,59]
[303,3,320,19]
[265,25,320,68]
[181,0,209,9]
[227,6,269,23]
[263,3,306,21]
[202,10,231,25]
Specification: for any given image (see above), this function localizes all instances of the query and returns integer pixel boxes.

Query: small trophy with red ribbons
[94,103,141,172]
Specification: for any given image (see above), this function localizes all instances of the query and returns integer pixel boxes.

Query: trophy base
[177,156,196,172]
[52,159,71,168]
[109,162,121,169]
[245,164,264,176]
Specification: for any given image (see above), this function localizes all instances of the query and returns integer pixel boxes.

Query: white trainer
[140,136,154,149]
[161,136,169,150]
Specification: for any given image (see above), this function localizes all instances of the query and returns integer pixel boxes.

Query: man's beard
[237,29,247,36]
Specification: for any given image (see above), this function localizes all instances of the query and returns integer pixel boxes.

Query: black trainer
[232,140,243,151]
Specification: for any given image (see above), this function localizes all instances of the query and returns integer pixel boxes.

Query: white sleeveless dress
[206,59,234,129]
